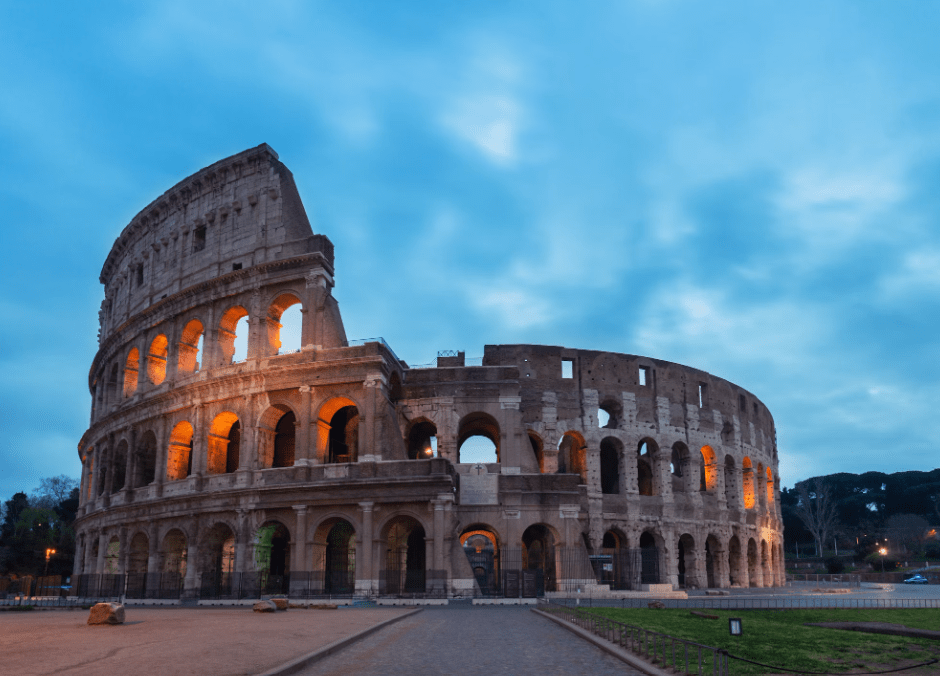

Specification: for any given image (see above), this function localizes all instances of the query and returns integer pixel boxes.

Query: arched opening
[761,539,771,587]
[123,347,139,397]
[742,457,756,509]
[383,516,426,594]
[746,538,759,587]
[207,412,240,474]
[105,536,120,574]
[599,530,630,589]
[637,439,657,496]
[134,430,157,488]
[177,319,204,373]
[765,467,775,505]
[97,459,107,496]
[273,411,295,467]
[167,421,193,481]
[200,523,236,598]
[600,437,621,494]
[161,529,187,579]
[723,455,737,505]
[106,364,119,406]
[522,524,556,593]
[111,440,127,493]
[254,521,290,594]
[324,520,355,594]
[528,431,544,472]
[458,412,500,464]
[557,431,586,481]
[328,406,359,463]
[700,445,717,492]
[407,420,438,460]
[219,306,249,365]
[125,532,149,597]
[128,533,149,574]
[671,442,690,492]
[677,533,696,588]
[460,526,500,596]
[147,334,169,385]
[705,534,722,588]
[639,531,660,584]
[728,535,743,587]
[267,293,303,355]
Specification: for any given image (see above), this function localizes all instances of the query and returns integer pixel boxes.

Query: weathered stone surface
[271,598,288,611]
[253,600,277,613]
[87,602,124,625]
[648,601,666,609]
[73,145,784,602]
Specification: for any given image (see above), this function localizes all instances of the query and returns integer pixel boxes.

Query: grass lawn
[583,607,940,674]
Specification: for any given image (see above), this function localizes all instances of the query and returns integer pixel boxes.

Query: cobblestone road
[298,604,643,676]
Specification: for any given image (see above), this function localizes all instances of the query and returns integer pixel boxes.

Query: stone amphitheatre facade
[74,144,784,599]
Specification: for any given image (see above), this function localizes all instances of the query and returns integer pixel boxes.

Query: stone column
[118,528,129,575]
[234,510,250,574]
[297,386,311,464]
[183,526,200,597]
[124,427,137,492]
[362,376,379,461]
[247,289,263,360]
[73,533,85,576]
[192,405,207,475]
[154,416,167,492]
[84,530,98,575]
[357,502,374,595]
[103,436,116,496]
[96,532,108,575]
[432,500,445,572]
[292,506,308,572]
[147,525,160,575]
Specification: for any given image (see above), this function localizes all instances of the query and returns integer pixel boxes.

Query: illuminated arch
[207,411,240,474]
[147,334,169,385]
[167,421,194,481]
[700,445,717,492]
[177,318,204,373]
[123,347,139,397]
[218,305,249,364]
[266,292,303,354]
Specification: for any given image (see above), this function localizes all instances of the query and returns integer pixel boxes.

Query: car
[903,574,929,584]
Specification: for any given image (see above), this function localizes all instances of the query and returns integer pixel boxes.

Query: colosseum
[74,144,784,601]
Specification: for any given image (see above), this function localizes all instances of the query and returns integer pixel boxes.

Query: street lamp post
[879,547,887,574]
[44,548,56,577]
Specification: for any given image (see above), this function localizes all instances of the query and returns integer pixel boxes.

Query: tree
[30,475,79,510]
[885,513,929,556]
[794,478,839,557]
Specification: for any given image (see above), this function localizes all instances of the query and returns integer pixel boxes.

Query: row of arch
[93,291,304,418]
[85,400,359,497]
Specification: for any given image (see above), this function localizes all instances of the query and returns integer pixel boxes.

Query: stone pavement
[0,606,411,676]
[297,605,645,676]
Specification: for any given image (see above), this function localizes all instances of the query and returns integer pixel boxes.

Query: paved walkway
[0,606,410,676]
[298,605,643,676]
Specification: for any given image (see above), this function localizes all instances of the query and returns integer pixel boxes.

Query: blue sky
[2,1,939,501]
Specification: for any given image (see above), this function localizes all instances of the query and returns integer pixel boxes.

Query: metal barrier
[540,602,730,675]
[787,573,861,587]
[549,596,940,610]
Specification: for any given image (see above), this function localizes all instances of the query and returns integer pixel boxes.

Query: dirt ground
[0,606,411,676]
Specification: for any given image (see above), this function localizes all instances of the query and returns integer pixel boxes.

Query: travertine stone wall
[75,146,785,597]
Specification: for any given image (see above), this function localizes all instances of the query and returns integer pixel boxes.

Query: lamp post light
[879,547,887,574]
[44,548,56,577]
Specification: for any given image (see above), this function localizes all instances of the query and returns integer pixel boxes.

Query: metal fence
[540,602,730,676]
[787,573,861,587]
[549,596,940,610]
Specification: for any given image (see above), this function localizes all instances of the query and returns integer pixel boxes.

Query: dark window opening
[739,394,746,411]
[193,226,206,253]
[232,263,242,271]
[561,359,573,379]
[639,366,650,386]
[273,412,295,467]
[698,382,707,408]
[136,264,144,287]
[226,420,241,473]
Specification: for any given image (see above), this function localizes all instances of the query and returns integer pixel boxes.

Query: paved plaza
[297,604,643,676]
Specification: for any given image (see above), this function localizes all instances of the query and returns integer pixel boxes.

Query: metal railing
[548,596,940,610]
[540,602,730,675]
[342,337,401,362]
[787,573,861,587]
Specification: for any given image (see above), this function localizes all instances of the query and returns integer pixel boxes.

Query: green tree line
[0,476,79,577]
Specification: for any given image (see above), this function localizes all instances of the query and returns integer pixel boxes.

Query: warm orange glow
[123,347,139,397]
[879,547,887,556]
[147,334,168,384]
[207,411,239,474]
[765,467,774,504]
[167,421,194,481]
[219,306,249,364]
[267,293,302,352]
[177,319,204,373]
[700,445,717,491]
[742,456,756,509]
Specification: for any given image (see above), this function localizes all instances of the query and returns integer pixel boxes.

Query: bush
[825,557,845,574]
